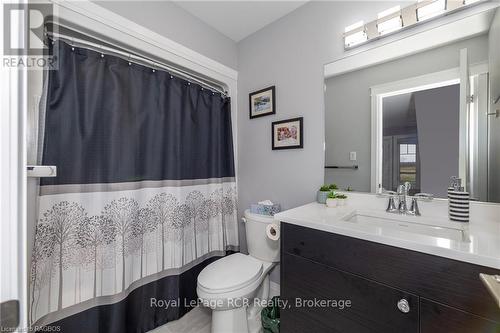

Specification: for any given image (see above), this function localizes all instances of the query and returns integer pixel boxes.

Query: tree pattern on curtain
[30,185,237,325]
[30,40,237,331]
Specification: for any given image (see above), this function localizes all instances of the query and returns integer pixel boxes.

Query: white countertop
[274,195,500,269]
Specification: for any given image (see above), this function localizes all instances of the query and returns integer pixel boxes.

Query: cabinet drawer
[281,222,500,322]
[420,298,500,333]
[281,253,419,333]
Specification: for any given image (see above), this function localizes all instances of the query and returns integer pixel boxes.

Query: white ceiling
[174,1,309,42]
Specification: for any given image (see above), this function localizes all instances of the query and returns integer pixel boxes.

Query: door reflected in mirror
[381,84,461,198]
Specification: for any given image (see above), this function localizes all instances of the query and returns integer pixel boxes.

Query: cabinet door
[282,223,500,322]
[420,298,500,333]
[281,253,419,333]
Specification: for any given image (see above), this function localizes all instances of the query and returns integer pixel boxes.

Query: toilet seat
[198,253,263,294]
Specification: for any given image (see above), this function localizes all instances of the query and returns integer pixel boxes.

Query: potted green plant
[328,183,338,190]
[317,185,330,204]
[336,194,348,206]
[326,191,338,208]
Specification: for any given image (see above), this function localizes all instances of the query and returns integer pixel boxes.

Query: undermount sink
[340,211,469,242]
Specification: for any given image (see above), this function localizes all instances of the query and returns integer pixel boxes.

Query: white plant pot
[326,198,337,208]
[337,198,346,206]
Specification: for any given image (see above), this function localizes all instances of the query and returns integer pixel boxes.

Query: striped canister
[448,187,470,222]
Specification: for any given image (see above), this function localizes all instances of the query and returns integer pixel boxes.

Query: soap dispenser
[447,176,469,222]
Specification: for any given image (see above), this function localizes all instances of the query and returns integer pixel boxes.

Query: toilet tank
[243,210,280,263]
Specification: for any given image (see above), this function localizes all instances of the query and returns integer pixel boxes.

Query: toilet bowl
[196,210,280,333]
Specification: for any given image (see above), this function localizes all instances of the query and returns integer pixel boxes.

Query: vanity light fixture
[344,21,367,48]
[377,6,403,35]
[344,0,484,49]
[417,0,446,21]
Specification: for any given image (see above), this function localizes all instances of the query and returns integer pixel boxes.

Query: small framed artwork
[272,117,303,150]
[249,86,276,119]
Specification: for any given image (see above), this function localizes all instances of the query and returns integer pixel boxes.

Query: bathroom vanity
[273,4,500,331]
[276,199,500,333]
[295,4,500,331]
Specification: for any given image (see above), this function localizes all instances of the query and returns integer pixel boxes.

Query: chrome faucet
[382,183,433,216]
[397,182,411,213]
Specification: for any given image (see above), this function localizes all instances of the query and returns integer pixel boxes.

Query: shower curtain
[30,40,238,333]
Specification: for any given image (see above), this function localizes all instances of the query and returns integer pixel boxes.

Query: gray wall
[414,85,460,198]
[237,0,407,221]
[94,1,238,69]
[236,1,410,283]
[324,35,488,192]
[489,8,500,202]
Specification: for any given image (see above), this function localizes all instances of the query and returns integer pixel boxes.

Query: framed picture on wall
[272,117,303,150]
[249,86,276,119]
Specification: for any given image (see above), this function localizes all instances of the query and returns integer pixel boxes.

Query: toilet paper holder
[266,223,280,241]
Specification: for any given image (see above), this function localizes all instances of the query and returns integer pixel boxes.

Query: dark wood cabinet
[281,253,419,333]
[281,222,500,333]
[420,298,500,333]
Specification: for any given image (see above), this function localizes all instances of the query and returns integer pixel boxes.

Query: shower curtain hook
[99,44,104,58]
[71,37,75,51]
[127,54,132,66]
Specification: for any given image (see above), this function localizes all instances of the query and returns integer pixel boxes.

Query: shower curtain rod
[44,22,228,96]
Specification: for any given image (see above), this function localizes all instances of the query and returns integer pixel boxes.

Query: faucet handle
[408,193,433,216]
[409,197,421,216]
[386,196,398,213]
[413,193,434,201]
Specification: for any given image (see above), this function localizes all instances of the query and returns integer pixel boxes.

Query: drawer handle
[397,299,410,313]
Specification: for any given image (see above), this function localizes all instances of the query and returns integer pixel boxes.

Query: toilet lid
[198,253,263,293]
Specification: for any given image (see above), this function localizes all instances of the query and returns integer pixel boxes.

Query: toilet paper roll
[266,223,280,241]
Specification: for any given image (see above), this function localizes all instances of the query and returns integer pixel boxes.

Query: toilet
[197,210,280,333]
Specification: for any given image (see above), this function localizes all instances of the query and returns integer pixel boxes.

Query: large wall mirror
[324,4,500,203]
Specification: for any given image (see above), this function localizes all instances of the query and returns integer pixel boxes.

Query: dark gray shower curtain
[30,40,238,333]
